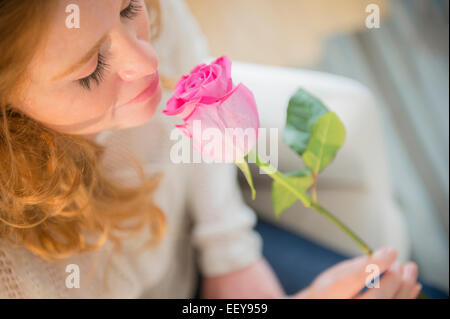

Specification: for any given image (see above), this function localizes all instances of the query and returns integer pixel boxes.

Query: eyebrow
[51,33,109,82]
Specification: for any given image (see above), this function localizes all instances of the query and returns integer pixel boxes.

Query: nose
[113,28,158,82]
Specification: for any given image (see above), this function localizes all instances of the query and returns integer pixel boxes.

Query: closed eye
[78,53,109,90]
[77,0,143,90]
[120,0,143,19]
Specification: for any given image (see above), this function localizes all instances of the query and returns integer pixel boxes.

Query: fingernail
[391,261,402,273]
[404,263,417,279]
[373,247,396,260]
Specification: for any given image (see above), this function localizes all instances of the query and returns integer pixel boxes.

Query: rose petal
[173,75,189,97]
[214,56,232,80]
[189,63,207,74]
[163,97,201,118]
[192,65,229,99]
[182,83,259,162]
[164,96,185,114]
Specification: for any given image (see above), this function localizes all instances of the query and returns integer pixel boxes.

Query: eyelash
[78,53,109,90]
[77,0,143,90]
[120,0,142,19]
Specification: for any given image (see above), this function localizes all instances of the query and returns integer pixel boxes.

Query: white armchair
[225,59,411,261]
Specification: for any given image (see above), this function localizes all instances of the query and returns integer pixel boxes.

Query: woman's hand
[292,247,422,299]
[202,247,421,299]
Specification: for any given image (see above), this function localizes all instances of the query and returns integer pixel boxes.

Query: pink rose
[162,55,260,162]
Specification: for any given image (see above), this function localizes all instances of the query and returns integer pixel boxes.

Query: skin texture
[10,1,420,299]
[12,0,162,135]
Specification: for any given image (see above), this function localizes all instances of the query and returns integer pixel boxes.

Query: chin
[114,85,162,129]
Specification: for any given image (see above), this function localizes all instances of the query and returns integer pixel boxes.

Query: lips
[117,71,160,109]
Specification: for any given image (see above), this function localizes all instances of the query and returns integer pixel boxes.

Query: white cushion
[227,59,411,260]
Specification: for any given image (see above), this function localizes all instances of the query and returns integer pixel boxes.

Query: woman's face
[14,0,162,135]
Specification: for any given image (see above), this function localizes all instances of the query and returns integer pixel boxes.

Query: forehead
[32,0,121,81]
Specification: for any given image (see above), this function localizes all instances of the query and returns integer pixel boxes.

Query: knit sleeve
[185,162,263,277]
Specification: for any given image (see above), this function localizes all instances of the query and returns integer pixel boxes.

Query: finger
[358,261,403,299]
[409,283,422,299]
[308,247,398,298]
[394,262,419,299]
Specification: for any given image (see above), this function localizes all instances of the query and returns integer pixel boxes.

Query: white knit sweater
[0,0,262,298]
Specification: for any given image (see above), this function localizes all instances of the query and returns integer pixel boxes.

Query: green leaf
[302,112,346,174]
[283,88,329,156]
[235,159,256,200]
[271,169,314,218]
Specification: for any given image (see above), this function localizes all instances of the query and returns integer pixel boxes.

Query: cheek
[23,83,117,127]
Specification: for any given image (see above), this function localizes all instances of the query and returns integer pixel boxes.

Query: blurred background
[184,0,449,296]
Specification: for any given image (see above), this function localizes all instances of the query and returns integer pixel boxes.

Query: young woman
[0,0,420,298]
